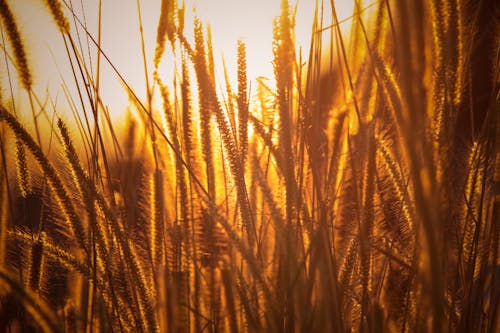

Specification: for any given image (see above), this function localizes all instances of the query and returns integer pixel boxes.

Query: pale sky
[1,0,359,120]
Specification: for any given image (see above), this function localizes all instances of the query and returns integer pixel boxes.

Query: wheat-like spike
[192,22,257,270]
[452,0,465,106]
[147,169,159,269]
[56,114,117,333]
[44,0,70,34]
[213,97,254,240]
[273,0,296,227]
[56,118,109,229]
[179,59,201,328]
[461,140,483,269]
[371,52,404,126]
[180,55,194,164]
[198,65,255,244]
[0,269,64,333]
[15,231,132,324]
[326,112,348,200]
[0,170,7,267]
[27,232,45,292]
[206,25,216,84]
[78,171,159,332]
[225,63,241,145]
[57,120,90,197]
[9,230,90,277]
[57,117,133,328]
[0,0,32,90]
[98,254,140,331]
[340,238,359,296]
[154,0,176,69]
[349,0,366,73]
[57,118,109,253]
[177,1,184,34]
[430,0,447,88]
[150,170,165,268]
[177,28,194,57]
[370,0,387,50]
[271,8,300,327]
[444,0,462,108]
[194,18,216,199]
[15,139,30,197]
[376,137,414,230]
[158,79,190,273]
[57,118,153,330]
[237,40,249,163]
[9,231,133,330]
[429,0,449,165]
[251,156,285,230]
[181,56,194,149]
[127,243,160,333]
[57,141,159,331]
[359,126,376,323]
[0,106,88,252]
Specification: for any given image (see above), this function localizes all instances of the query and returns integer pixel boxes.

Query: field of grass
[0,0,498,332]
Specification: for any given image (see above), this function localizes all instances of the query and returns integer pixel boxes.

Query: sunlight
[171,0,356,98]
[1,0,495,331]
[3,0,357,120]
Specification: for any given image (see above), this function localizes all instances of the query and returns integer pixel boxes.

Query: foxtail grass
[1,1,498,332]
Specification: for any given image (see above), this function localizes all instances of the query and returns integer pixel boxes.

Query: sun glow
[2,0,357,120]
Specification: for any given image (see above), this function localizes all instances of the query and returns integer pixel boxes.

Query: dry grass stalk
[237,40,249,162]
[154,0,177,69]
[44,0,70,34]
[15,139,30,197]
[0,106,88,252]
[0,0,32,90]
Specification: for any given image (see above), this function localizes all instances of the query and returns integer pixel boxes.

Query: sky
[1,0,360,120]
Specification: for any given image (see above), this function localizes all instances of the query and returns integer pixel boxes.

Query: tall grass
[0,0,498,332]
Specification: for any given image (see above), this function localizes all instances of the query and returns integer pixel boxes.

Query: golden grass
[0,0,498,332]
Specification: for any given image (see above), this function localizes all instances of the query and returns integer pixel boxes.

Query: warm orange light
[2,1,358,120]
